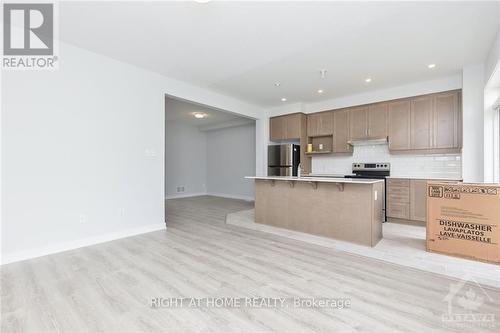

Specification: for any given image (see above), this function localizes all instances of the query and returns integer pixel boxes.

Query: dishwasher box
[426,181,500,264]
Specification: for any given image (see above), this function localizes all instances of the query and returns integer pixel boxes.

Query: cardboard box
[426,181,500,264]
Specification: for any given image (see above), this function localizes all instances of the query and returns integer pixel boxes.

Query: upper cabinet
[388,90,462,152]
[307,111,333,137]
[348,103,388,140]
[388,99,411,150]
[433,91,461,149]
[367,103,388,138]
[332,109,353,154]
[269,113,306,141]
[349,106,369,140]
[269,116,285,141]
[273,90,461,157]
[410,95,433,150]
[269,113,309,173]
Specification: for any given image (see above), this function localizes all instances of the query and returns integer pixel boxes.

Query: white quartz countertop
[387,176,462,181]
[305,173,346,178]
[245,176,384,184]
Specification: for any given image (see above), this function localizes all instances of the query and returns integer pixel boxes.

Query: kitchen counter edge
[245,176,384,184]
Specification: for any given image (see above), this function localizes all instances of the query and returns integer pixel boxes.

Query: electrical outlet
[119,208,125,217]
[176,186,185,193]
[79,214,87,224]
[144,148,157,157]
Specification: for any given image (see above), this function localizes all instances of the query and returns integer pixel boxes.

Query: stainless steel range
[345,163,390,221]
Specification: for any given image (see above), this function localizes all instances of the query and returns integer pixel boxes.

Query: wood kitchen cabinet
[307,111,333,137]
[367,103,388,138]
[386,178,410,220]
[332,109,352,153]
[388,99,411,150]
[271,90,461,158]
[269,113,309,173]
[269,113,306,141]
[349,103,387,140]
[349,106,369,140]
[388,178,458,224]
[410,95,433,150]
[269,116,285,141]
[389,90,461,152]
[434,91,461,149]
[409,179,427,222]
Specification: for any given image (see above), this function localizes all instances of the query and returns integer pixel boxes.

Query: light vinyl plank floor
[226,209,500,288]
[1,195,499,332]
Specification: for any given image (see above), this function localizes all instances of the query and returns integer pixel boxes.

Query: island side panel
[371,181,384,246]
[254,179,376,246]
[254,179,290,228]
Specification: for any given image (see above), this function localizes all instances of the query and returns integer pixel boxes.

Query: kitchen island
[245,176,385,246]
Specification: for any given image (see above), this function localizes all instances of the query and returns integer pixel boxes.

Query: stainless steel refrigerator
[267,144,300,176]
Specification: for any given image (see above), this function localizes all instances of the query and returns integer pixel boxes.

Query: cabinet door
[318,111,333,136]
[367,103,388,138]
[307,112,333,137]
[269,116,285,141]
[410,95,433,149]
[286,114,302,139]
[332,109,352,153]
[387,202,410,220]
[433,91,459,149]
[388,100,411,150]
[410,179,427,222]
[349,106,368,140]
[307,113,320,137]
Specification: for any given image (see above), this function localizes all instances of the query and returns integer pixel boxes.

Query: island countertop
[245,176,384,184]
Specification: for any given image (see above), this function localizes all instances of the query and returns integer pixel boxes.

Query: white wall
[2,43,166,264]
[462,64,485,182]
[1,41,265,264]
[305,75,463,114]
[485,27,500,85]
[312,145,462,180]
[266,75,462,118]
[206,123,256,200]
[165,121,207,198]
[484,27,500,183]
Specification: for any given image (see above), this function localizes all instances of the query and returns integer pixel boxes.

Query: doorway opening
[164,96,256,224]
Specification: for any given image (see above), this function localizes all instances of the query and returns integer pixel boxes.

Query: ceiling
[165,97,246,126]
[60,1,500,107]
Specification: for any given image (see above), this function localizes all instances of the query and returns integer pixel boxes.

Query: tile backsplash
[311,144,462,179]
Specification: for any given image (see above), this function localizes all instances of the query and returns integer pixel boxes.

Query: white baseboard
[1,223,166,265]
[207,192,255,202]
[165,192,207,199]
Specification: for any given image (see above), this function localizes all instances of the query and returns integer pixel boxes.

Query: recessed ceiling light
[317,89,324,94]
[428,64,436,69]
[274,82,281,87]
[365,78,372,83]
[193,112,207,119]
[194,0,211,3]
[281,98,287,102]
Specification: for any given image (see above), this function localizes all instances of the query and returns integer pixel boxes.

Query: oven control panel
[352,163,390,171]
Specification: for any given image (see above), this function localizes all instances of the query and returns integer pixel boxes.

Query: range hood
[347,137,388,146]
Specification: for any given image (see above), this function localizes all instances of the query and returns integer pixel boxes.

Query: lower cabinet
[409,179,427,222]
[387,178,410,220]
[387,178,429,223]
[387,202,410,220]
